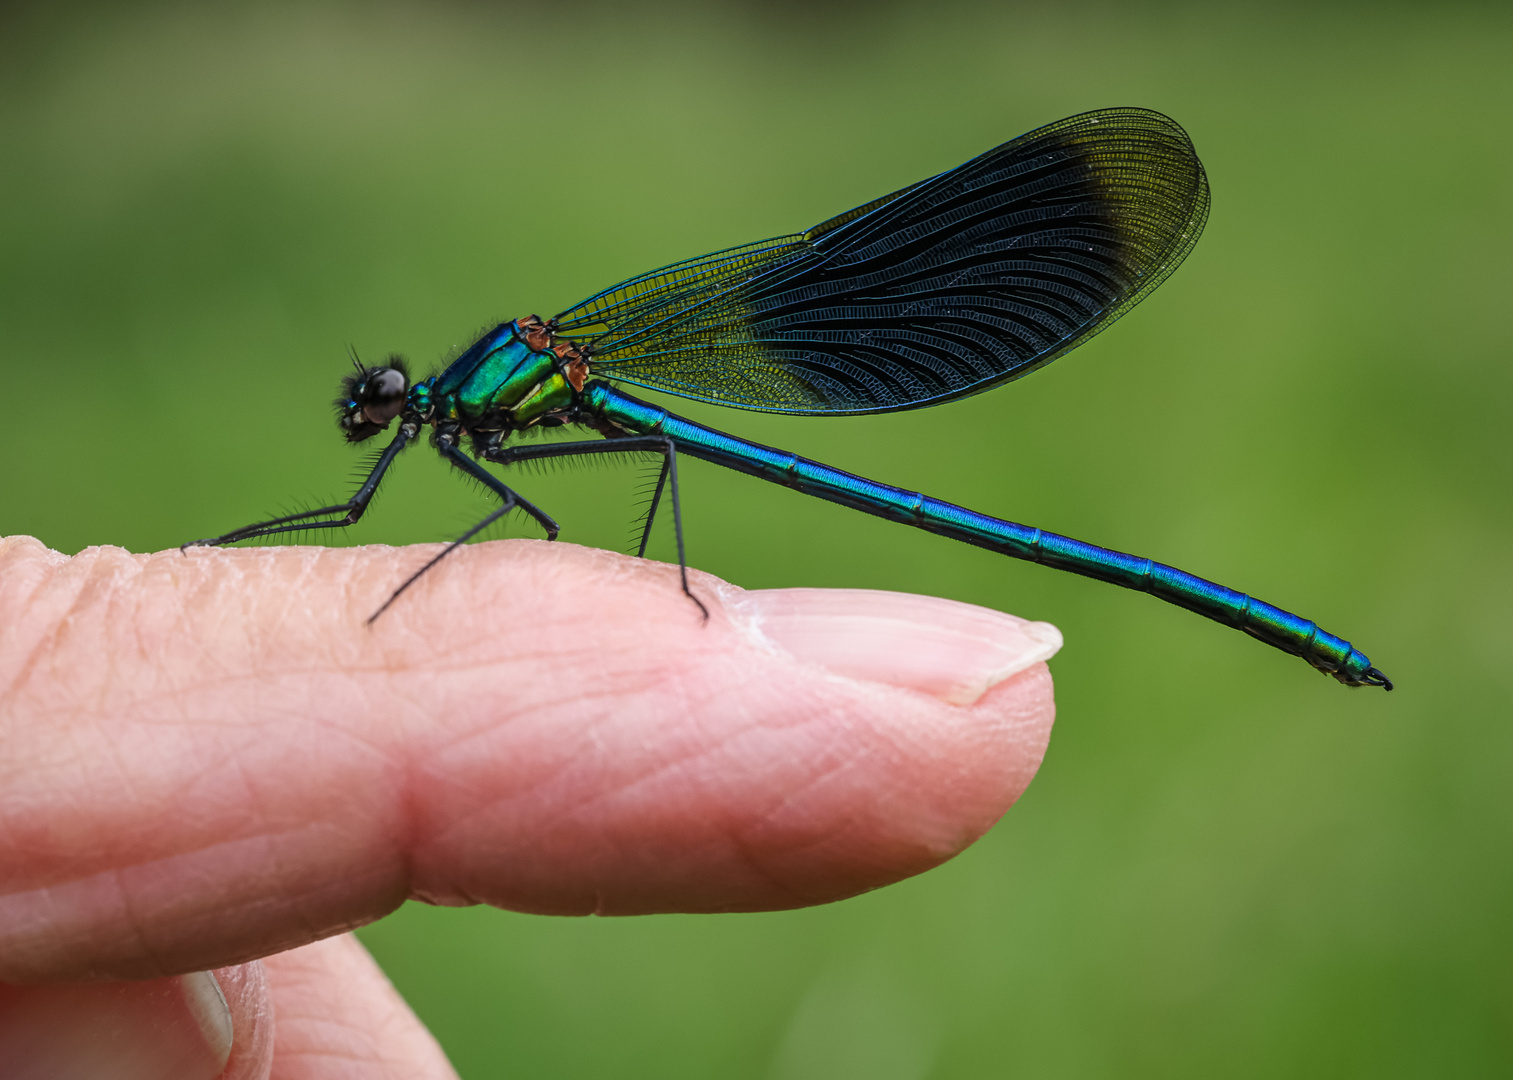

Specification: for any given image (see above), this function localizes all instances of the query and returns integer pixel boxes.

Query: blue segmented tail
[584,382,1391,689]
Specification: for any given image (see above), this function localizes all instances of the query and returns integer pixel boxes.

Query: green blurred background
[2,1,1509,1075]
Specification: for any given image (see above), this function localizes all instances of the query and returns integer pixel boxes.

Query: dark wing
[553,107,1209,415]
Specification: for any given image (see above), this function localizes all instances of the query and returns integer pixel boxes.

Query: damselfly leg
[182,426,413,549]
[366,439,560,624]
[487,435,707,619]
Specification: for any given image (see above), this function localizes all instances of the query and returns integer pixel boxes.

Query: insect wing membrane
[559,107,1210,415]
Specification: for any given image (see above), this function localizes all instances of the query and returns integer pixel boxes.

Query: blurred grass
[2,1,1510,1076]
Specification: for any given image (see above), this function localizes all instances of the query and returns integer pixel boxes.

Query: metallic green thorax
[420,318,584,431]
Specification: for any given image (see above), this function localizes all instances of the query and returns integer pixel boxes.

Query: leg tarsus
[663,448,708,621]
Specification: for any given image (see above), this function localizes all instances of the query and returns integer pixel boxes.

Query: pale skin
[0,535,1060,1079]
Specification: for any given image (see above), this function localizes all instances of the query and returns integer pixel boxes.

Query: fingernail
[0,970,233,1080]
[732,588,1062,705]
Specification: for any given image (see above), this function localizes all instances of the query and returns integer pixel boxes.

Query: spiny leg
[638,457,671,558]
[440,441,560,539]
[487,435,708,619]
[368,441,560,624]
[182,426,413,549]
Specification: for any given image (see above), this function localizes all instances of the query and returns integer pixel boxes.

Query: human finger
[0,936,454,1080]
[0,536,1059,983]
[0,962,267,1080]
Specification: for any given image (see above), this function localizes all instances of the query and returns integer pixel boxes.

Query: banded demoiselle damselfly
[189,108,1391,690]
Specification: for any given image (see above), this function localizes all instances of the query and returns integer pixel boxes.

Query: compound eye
[361,367,408,425]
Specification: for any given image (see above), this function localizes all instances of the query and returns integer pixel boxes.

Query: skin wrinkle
[401,652,630,782]
[721,721,853,832]
[415,710,635,861]
[119,579,154,700]
[711,751,863,908]
[859,699,981,805]
[1,880,87,974]
[82,708,153,925]
[2,692,400,896]
[389,762,424,926]
[406,677,780,909]
[186,558,258,684]
[114,853,210,982]
[263,765,408,943]
[544,671,718,812]
[171,552,268,682]
[131,556,191,688]
[239,559,301,685]
[50,605,804,847]
[392,613,726,828]
[726,672,1049,889]
[251,814,402,951]
[552,732,733,851]
[508,644,752,803]
[28,832,400,981]
[278,550,321,627]
[639,672,840,843]
[0,765,408,974]
[7,715,239,879]
[90,865,158,979]
[729,760,909,900]
[407,727,576,846]
[85,664,343,720]
[730,729,867,842]
[223,739,319,959]
[4,644,490,810]
[24,832,275,956]
[91,554,150,715]
[0,721,107,872]
[364,680,429,915]
[0,552,92,706]
[270,952,411,1055]
[39,577,426,744]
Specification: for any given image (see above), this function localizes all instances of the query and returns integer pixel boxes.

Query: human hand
[0,535,1059,1079]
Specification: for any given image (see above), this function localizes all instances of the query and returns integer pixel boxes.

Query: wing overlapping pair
[553,107,1211,415]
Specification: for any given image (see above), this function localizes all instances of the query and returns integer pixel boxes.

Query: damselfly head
[336,355,411,442]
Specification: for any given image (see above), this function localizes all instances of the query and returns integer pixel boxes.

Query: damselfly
[188,108,1391,690]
